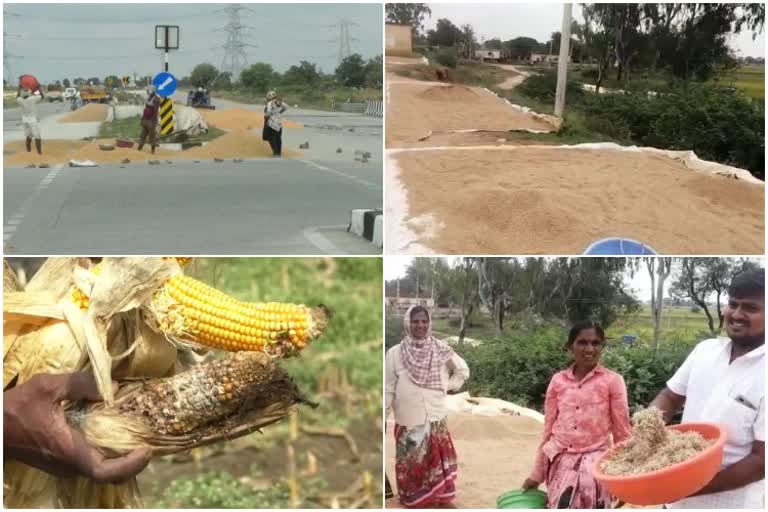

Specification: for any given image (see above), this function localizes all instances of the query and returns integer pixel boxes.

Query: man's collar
[718,336,765,359]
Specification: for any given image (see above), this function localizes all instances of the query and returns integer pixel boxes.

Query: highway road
[3,94,383,255]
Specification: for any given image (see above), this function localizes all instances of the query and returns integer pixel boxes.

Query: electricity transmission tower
[332,18,359,65]
[218,4,256,83]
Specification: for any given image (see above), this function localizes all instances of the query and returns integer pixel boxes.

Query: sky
[3,3,383,83]
[422,3,765,58]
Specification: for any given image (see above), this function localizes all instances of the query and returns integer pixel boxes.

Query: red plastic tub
[593,423,727,505]
[19,74,40,91]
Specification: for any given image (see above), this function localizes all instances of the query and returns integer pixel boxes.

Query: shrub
[434,48,458,68]
[455,326,703,412]
[518,70,584,103]
[577,83,764,179]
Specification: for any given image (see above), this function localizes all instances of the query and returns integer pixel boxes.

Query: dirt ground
[139,415,382,509]
[386,81,555,146]
[389,146,764,255]
[385,413,543,509]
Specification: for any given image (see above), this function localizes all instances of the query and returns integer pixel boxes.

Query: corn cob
[67,351,312,456]
[149,275,330,356]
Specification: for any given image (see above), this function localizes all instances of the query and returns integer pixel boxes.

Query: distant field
[714,64,764,100]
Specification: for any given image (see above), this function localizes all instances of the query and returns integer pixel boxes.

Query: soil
[386,80,555,146]
[201,107,303,132]
[57,103,108,123]
[385,413,543,509]
[390,146,764,255]
[139,414,383,508]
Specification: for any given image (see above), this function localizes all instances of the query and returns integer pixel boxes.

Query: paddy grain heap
[601,408,713,476]
[57,103,109,123]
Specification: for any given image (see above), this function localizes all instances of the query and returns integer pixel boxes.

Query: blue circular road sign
[152,72,178,97]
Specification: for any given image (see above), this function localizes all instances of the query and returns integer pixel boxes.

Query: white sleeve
[446,353,470,391]
[666,341,703,397]
[753,397,765,442]
[384,347,397,419]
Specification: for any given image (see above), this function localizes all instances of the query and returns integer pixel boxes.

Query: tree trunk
[458,303,474,344]
[616,62,623,82]
[701,303,715,334]
[493,300,504,337]
[716,290,724,333]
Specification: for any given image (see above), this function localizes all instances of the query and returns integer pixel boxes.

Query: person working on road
[262,90,276,143]
[523,321,631,509]
[17,86,44,155]
[264,91,288,157]
[137,85,161,154]
[649,268,764,509]
[4,370,152,483]
[385,305,470,509]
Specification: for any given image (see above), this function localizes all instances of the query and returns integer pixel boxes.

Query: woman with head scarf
[263,90,287,157]
[385,305,470,509]
[523,321,631,509]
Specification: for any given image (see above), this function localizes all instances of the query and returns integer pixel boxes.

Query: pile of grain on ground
[385,413,543,509]
[57,103,109,123]
[3,140,87,166]
[3,131,294,165]
[391,147,764,254]
[181,130,295,159]
[601,408,713,476]
[200,107,303,131]
[386,81,555,145]
[67,139,176,163]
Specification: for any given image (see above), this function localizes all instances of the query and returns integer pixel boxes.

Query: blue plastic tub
[583,238,657,256]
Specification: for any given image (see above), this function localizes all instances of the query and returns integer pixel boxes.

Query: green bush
[455,326,703,412]
[434,48,458,68]
[385,314,403,350]
[578,83,765,179]
[518,70,584,103]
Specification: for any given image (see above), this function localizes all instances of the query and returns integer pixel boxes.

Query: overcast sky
[423,3,765,58]
[3,3,382,83]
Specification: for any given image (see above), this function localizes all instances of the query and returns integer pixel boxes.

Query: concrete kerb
[348,208,383,248]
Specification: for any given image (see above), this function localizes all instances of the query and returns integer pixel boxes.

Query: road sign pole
[164,26,169,71]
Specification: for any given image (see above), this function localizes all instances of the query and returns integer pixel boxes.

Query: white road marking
[299,159,379,190]
[4,164,65,246]
[303,225,348,255]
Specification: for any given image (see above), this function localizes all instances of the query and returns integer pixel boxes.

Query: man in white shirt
[17,87,45,155]
[650,268,764,509]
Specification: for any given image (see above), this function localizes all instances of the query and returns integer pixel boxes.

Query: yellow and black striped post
[160,98,174,136]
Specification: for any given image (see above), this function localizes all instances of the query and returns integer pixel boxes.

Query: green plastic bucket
[496,489,547,509]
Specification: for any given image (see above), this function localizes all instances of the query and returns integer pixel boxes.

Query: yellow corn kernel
[153,275,329,356]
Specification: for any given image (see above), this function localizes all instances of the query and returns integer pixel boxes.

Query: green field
[713,64,765,100]
[143,258,383,509]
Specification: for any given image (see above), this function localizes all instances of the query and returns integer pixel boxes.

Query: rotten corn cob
[67,351,312,456]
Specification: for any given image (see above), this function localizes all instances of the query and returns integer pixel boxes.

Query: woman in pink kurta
[523,321,631,509]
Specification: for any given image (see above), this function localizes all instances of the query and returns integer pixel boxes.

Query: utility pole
[554,3,572,118]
